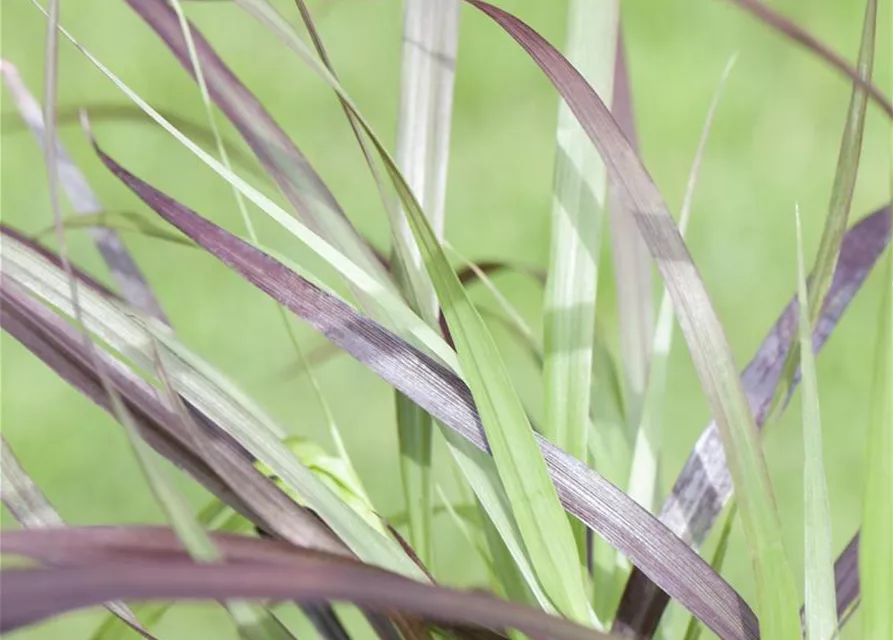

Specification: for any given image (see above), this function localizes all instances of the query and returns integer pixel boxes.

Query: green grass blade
[860,251,893,639]
[627,55,736,514]
[397,0,462,551]
[768,0,877,423]
[383,128,594,626]
[466,3,799,636]
[544,0,618,563]
[795,207,837,640]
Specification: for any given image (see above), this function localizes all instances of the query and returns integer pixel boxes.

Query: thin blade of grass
[123,0,394,295]
[607,33,653,433]
[860,250,893,639]
[612,206,891,638]
[0,528,616,640]
[0,437,154,639]
[768,0,877,424]
[83,151,759,639]
[544,0,619,567]
[392,0,460,566]
[794,206,837,640]
[724,0,891,117]
[0,60,167,324]
[465,3,799,636]
[626,55,736,516]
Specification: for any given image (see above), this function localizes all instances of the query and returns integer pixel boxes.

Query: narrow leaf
[860,251,893,639]
[0,438,154,639]
[626,55,736,514]
[392,0,460,567]
[724,0,891,117]
[769,0,877,423]
[0,528,614,640]
[795,206,837,640]
[544,0,619,563]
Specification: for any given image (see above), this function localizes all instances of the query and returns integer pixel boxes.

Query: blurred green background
[1,0,890,638]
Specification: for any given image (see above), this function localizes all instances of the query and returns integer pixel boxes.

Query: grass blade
[860,250,893,639]
[626,55,736,515]
[613,206,891,637]
[85,150,758,638]
[0,60,167,324]
[465,3,800,636]
[544,0,618,566]
[125,0,394,293]
[392,0,460,568]
[794,207,837,640]
[0,528,614,640]
[768,0,877,423]
[607,32,653,435]
[0,438,155,639]
[724,0,891,117]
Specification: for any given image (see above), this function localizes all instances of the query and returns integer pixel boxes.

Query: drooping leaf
[612,205,891,638]
[626,54,736,515]
[464,3,799,636]
[0,437,155,639]
[724,0,891,117]
[0,527,614,640]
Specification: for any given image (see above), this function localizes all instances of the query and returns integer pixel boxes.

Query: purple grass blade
[94,141,759,640]
[612,206,891,638]
[724,0,892,118]
[0,439,159,640]
[0,60,167,324]
[0,527,610,640]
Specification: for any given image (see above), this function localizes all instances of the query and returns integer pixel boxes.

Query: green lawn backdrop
[1,0,890,638]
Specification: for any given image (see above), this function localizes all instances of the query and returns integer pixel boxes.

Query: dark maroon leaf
[94,142,758,640]
[612,206,890,638]
[0,528,608,640]
[725,0,892,118]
